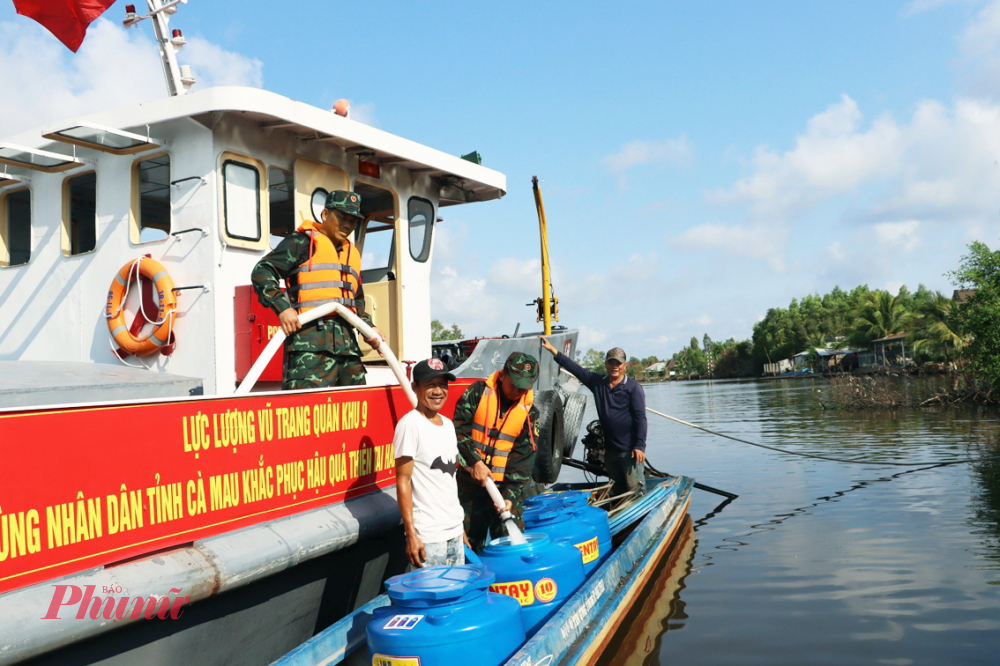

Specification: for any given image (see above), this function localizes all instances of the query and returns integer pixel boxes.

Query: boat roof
[1,86,507,205]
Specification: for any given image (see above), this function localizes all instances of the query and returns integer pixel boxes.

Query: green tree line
[578,241,1000,384]
[666,283,966,378]
[443,241,1000,393]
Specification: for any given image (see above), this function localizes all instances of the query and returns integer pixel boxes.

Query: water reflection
[595,518,697,666]
[971,455,1000,582]
[710,464,953,554]
[588,378,1000,666]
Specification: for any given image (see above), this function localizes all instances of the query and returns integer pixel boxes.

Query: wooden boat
[595,517,696,666]
[270,474,694,666]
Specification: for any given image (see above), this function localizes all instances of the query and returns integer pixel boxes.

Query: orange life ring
[105,257,177,356]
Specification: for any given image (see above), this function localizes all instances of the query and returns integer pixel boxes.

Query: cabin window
[355,182,397,283]
[408,197,434,262]
[0,188,31,267]
[219,153,268,250]
[361,221,395,281]
[223,160,263,242]
[132,154,171,243]
[64,171,97,256]
[268,167,294,249]
[310,187,328,224]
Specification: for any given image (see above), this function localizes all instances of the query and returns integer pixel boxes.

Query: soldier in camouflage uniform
[251,190,383,390]
[455,352,541,552]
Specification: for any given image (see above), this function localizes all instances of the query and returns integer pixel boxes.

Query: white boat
[0,3,582,664]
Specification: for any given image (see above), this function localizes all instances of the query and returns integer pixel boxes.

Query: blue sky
[3,1,1000,358]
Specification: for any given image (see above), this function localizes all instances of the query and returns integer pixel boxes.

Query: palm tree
[909,291,966,361]
[848,291,910,346]
[804,330,830,350]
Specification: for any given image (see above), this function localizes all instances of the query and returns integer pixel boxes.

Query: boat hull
[0,380,476,664]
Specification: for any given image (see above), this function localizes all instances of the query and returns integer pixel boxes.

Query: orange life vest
[471,371,534,482]
[287,220,361,314]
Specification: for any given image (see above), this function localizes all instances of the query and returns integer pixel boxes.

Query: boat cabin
[0,87,506,395]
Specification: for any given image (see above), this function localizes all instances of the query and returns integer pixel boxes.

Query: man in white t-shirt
[394,358,466,567]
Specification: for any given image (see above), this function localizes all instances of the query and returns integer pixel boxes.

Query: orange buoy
[105,257,177,356]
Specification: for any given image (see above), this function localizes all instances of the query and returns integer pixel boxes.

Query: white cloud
[828,241,846,261]
[431,264,499,336]
[487,257,543,295]
[0,19,162,137]
[348,101,379,127]
[707,95,904,221]
[861,98,1000,224]
[670,223,771,257]
[904,0,971,16]
[668,222,789,272]
[603,138,692,185]
[577,325,609,349]
[431,222,466,263]
[873,220,921,251]
[956,1,1000,98]
[668,315,713,330]
[0,19,262,139]
[687,88,1000,286]
[960,0,1000,60]
[181,36,263,89]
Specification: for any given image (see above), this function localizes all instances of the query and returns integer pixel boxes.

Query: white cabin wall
[1,90,496,398]
[0,118,221,394]
[208,116,441,387]
[395,174,440,364]
[0,168,67,361]
[150,119,220,394]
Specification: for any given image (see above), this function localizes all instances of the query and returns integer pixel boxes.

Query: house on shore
[867,333,909,367]
[646,361,667,375]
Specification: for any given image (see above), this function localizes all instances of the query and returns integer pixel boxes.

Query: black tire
[532,390,565,484]
[560,391,588,459]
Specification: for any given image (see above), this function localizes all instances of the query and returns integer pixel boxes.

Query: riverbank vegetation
[573,241,1000,404]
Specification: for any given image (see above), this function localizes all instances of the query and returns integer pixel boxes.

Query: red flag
[14,0,119,53]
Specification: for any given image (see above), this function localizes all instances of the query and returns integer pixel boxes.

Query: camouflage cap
[605,347,627,364]
[325,190,364,218]
[504,351,539,389]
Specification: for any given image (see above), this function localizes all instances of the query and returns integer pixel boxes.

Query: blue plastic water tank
[367,565,526,666]
[523,504,603,576]
[525,492,612,568]
[478,532,585,636]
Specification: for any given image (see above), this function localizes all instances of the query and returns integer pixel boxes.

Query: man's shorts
[422,533,465,568]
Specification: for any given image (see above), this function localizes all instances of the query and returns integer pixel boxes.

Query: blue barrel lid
[525,490,591,509]
[385,565,496,602]
[483,531,550,553]
[523,504,572,526]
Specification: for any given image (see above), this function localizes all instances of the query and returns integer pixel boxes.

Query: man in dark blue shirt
[540,337,647,495]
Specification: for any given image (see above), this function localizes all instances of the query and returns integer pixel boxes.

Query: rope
[107,332,147,369]
[106,259,141,320]
[646,407,1000,468]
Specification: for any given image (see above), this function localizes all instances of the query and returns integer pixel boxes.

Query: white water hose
[234,302,414,405]
[485,476,526,543]
[233,304,522,542]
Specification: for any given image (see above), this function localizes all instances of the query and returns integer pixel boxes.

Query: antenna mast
[123,0,194,97]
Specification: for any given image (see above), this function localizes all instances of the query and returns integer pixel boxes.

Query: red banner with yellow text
[0,380,474,596]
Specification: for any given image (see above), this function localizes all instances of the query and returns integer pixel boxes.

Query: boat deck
[0,361,203,409]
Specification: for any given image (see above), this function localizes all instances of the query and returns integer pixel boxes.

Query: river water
[572,377,1000,666]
